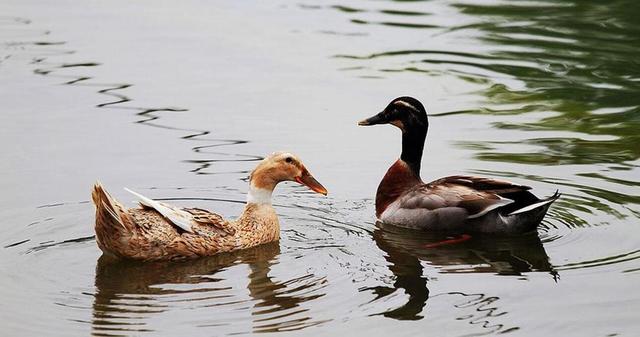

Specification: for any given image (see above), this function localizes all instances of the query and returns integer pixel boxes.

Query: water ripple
[2,16,256,177]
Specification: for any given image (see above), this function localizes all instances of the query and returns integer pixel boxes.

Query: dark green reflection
[336,0,640,168]
[449,0,640,167]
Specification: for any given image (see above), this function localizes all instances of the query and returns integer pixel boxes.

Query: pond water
[1,0,638,336]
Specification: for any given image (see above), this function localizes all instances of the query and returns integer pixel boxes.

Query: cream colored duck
[359,97,559,234]
[92,152,327,261]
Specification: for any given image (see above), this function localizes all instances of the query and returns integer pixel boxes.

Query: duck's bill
[358,112,386,126]
[295,174,328,195]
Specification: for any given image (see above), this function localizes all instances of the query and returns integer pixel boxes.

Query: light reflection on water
[1,0,639,336]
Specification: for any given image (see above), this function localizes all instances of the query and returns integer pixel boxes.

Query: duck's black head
[359,96,428,175]
[358,96,428,133]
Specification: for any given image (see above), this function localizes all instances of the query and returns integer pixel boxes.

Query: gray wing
[427,175,531,194]
[380,176,524,229]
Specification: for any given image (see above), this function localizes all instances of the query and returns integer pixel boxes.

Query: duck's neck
[236,184,280,244]
[241,184,277,227]
[400,128,426,175]
[246,184,273,205]
[375,128,426,218]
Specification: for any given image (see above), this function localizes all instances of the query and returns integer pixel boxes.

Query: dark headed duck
[359,96,559,234]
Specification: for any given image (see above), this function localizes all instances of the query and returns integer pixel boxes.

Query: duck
[91,152,327,261]
[358,96,559,234]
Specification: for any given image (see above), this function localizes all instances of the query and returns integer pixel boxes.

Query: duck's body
[92,152,326,261]
[360,97,559,234]
[376,159,558,233]
[92,187,280,260]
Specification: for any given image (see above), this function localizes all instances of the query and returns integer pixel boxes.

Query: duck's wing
[183,208,236,236]
[383,176,557,231]
[428,175,531,194]
[380,184,506,229]
[124,188,202,233]
[426,175,538,217]
[399,182,514,219]
[388,175,529,220]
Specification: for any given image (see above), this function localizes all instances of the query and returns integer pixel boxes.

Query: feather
[184,208,235,235]
[508,191,560,216]
[466,197,514,219]
[432,175,531,194]
[101,200,127,230]
[124,188,195,233]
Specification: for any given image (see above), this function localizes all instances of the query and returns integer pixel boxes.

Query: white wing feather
[467,197,514,219]
[507,198,556,216]
[124,188,195,233]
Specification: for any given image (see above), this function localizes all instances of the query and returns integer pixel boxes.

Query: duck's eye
[285,157,293,163]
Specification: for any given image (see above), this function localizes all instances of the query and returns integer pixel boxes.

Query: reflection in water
[332,0,640,208]
[374,222,556,276]
[363,227,428,320]
[450,0,640,168]
[92,243,327,335]
[364,222,555,325]
[440,291,519,336]
[329,0,640,209]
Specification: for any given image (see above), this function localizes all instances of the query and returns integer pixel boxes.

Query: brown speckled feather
[92,184,278,261]
[184,208,236,236]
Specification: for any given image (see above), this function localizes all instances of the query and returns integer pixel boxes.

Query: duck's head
[358,96,428,133]
[249,152,328,196]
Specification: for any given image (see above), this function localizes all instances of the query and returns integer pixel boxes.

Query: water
[1,0,638,336]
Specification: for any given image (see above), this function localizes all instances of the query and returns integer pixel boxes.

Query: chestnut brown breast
[375,159,422,217]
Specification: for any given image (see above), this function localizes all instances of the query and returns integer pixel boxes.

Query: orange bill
[295,173,328,195]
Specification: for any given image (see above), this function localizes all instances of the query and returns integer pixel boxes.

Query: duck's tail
[501,190,560,233]
[92,182,134,253]
[508,190,561,216]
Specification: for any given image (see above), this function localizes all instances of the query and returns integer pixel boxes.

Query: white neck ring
[247,185,273,205]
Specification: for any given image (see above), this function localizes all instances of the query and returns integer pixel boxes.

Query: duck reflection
[91,242,323,335]
[365,223,556,321]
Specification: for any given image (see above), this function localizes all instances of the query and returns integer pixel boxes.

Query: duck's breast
[375,159,422,217]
